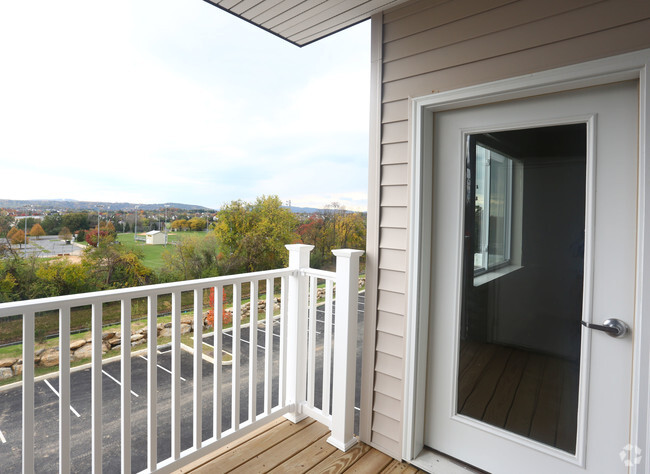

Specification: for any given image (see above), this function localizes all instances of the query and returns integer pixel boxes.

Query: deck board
[267,432,337,473]
[179,418,424,473]
[191,419,316,473]
[230,420,330,473]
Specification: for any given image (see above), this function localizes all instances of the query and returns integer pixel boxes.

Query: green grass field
[116,231,210,270]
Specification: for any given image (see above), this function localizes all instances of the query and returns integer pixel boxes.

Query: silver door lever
[581,319,629,338]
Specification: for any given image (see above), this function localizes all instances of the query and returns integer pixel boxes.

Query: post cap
[332,249,365,258]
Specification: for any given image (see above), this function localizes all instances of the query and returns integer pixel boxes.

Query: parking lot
[0,294,364,473]
[10,236,82,259]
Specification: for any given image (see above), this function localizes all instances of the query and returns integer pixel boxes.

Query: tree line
[0,196,366,303]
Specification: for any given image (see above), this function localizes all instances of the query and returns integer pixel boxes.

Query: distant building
[145,230,166,245]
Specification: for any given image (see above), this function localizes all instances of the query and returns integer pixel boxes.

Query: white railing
[0,244,362,473]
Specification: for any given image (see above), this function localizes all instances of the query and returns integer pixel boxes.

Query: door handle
[581,319,629,338]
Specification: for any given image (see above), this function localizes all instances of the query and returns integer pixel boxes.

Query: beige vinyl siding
[374,392,402,420]
[376,310,405,336]
[379,208,408,229]
[381,143,408,165]
[364,0,650,460]
[380,229,407,250]
[381,121,408,144]
[380,185,408,207]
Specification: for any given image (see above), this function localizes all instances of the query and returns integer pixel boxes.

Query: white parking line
[0,429,6,443]
[139,356,186,382]
[222,331,265,351]
[44,379,81,418]
[102,370,139,397]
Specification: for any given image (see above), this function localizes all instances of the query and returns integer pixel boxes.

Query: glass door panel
[457,124,586,454]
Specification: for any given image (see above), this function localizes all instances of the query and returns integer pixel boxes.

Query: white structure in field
[145,230,166,245]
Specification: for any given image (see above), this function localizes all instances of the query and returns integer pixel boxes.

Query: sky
[0,1,371,211]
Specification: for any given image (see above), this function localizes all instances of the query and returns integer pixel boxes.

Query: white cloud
[0,1,370,210]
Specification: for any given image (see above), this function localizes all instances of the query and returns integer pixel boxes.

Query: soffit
[204,0,409,46]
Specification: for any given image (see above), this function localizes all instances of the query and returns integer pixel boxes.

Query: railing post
[284,244,314,423]
[328,249,364,451]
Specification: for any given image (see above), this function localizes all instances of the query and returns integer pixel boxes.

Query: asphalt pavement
[9,236,83,258]
[0,294,364,473]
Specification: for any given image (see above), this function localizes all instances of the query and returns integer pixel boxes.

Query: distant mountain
[286,206,325,214]
[285,206,366,215]
[0,199,211,212]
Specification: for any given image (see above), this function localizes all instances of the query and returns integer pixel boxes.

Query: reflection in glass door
[457,124,586,454]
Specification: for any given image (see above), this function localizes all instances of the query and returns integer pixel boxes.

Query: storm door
[424,81,638,473]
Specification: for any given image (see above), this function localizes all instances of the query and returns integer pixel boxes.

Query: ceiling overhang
[204,0,410,46]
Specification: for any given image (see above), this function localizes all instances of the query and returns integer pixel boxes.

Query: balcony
[0,244,364,473]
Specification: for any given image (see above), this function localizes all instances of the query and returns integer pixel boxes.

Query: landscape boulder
[0,357,18,368]
[73,344,93,361]
[70,339,86,351]
[0,367,13,380]
[40,349,60,367]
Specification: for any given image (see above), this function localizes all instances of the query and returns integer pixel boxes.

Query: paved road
[0,294,364,473]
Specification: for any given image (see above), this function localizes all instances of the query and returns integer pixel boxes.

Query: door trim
[403,48,650,473]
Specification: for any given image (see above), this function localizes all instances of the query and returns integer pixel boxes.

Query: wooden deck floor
[457,341,579,454]
[176,417,424,474]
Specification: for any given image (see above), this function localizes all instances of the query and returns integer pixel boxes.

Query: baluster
[193,289,203,449]
[147,295,157,471]
[23,311,35,474]
[59,307,71,473]
[264,278,273,414]
[249,281,258,423]
[171,291,181,459]
[232,282,241,430]
[279,276,287,407]
[92,302,103,472]
[120,299,131,473]
[214,285,223,440]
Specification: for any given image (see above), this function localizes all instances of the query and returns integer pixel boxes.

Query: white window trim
[402,48,650,474]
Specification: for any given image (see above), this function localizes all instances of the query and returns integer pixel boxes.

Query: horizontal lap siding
[369,0,650,460]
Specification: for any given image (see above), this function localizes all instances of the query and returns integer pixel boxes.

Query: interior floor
[457,340,579,454]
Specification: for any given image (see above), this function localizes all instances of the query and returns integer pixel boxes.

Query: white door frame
[403,48,650,472]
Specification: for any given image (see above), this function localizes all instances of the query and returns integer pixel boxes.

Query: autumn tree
[296,205,366,268]
[6,227,18,242]
[297,214,327,266]
[7,227,27,247]
[29,223,46,239]
[171,219,188,231]
[85,229,112,247]
[59,227,73,242]
[34,259,92,296]
[214,195,298,273]
[187,217,207,231]
[334,212,366,249]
